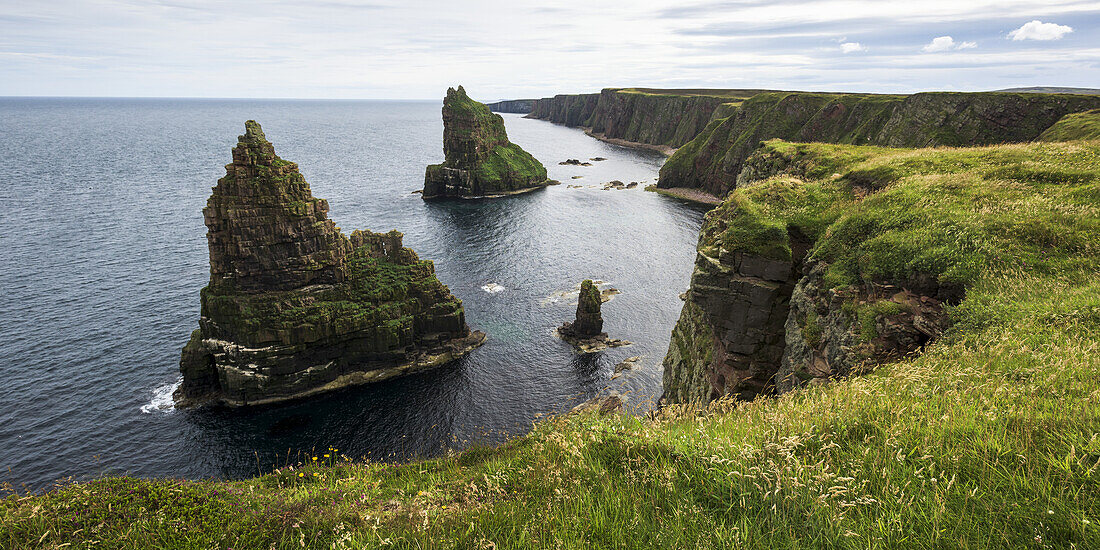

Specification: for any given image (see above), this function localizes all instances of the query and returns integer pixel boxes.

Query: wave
[140,377,181,414]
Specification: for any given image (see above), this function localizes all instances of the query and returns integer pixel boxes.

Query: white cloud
[922,36,977,52]
[1008,20,1073,41]
[840,42,866,53]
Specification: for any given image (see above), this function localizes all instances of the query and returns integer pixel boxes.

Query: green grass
[700,139,1100,289]
[4,140,1100,548]
[1038,110,1100,142]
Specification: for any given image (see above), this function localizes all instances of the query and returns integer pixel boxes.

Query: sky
[1,0,1098,100]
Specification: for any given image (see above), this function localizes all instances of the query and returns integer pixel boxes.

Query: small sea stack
[423,86,554,199]
[176,121,485,408]
[557,280,629,353]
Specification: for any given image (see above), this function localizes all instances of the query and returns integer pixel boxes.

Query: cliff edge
[176,121,485,408]
[663,138,1100,403]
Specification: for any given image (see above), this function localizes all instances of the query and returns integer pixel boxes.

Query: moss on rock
[423,86,550,199]
[178,122,484,408]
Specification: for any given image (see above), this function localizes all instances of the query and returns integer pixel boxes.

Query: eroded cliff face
[526,89,760,149]
[424,86,551,199]
[661,140,1001,404]
[178,121,484,408]
[585,89,731,148]
[658,91,1100,197]
[525,93,600,127]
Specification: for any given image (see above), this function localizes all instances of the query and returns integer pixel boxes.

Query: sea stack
[176,121,485,408]
[423,86,553,199]
[557,280,629,353]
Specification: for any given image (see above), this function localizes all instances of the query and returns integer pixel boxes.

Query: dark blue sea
[0,98,706,491]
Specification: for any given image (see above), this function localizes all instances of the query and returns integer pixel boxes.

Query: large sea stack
[176,121,485,408]
[423,86,553,199]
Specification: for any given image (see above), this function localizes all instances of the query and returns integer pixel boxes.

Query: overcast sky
[2,0,1098,100]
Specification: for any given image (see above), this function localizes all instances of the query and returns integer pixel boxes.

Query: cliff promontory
[423,86,552,199]
[663,138,1100,403]
[176,121,485,407]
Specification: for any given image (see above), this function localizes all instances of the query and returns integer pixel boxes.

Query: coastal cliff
[525,93,600,127]
[525,88,768,149]
[423,86,552,199]
[176,121,484,408]
[486,99,535,114]
[657,91,1100,198]
[663,138,1099,403]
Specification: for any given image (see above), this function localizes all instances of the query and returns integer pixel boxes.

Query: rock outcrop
[525,93,601,127]
[423,86,552,199]
[177,121,485,408]
[557,280,629,353]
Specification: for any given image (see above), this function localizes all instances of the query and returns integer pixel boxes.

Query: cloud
[922,36,977,52]
[840,42,866,53]
[1008,20,1073,41]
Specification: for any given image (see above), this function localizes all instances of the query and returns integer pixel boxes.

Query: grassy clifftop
[658,91,1100,197]
[5,140,1100,548]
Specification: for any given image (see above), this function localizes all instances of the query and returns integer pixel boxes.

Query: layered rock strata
[423,86,552,199]
[526,88,768,149]
[177,121,484,408]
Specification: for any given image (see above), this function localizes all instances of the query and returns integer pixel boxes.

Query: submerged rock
[177,121,485,408]
[570,391,624,415]
[423,86,553,199]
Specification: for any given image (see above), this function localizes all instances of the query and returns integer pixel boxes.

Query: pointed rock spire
[204,120,350,293]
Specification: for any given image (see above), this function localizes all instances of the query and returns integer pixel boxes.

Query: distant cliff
[177,121,484,408]
[424,86,552,199]
[657,91,1100,197]
[526,93,600,127]
[486,99,536,114]
[524,88,769,149]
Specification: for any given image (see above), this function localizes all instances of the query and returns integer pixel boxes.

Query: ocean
[0,98,706,491]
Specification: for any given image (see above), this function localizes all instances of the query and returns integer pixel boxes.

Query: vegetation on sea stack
[423,86,551,199]
[177,121,482,408]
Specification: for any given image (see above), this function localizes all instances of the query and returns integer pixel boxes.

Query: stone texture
[177,121,485,408]
[557,280,630,353]
[661,246,798,403]
[423,86,551,199]
[776,263,950,392]
[560,280,603,338]
[204,120,350,293]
